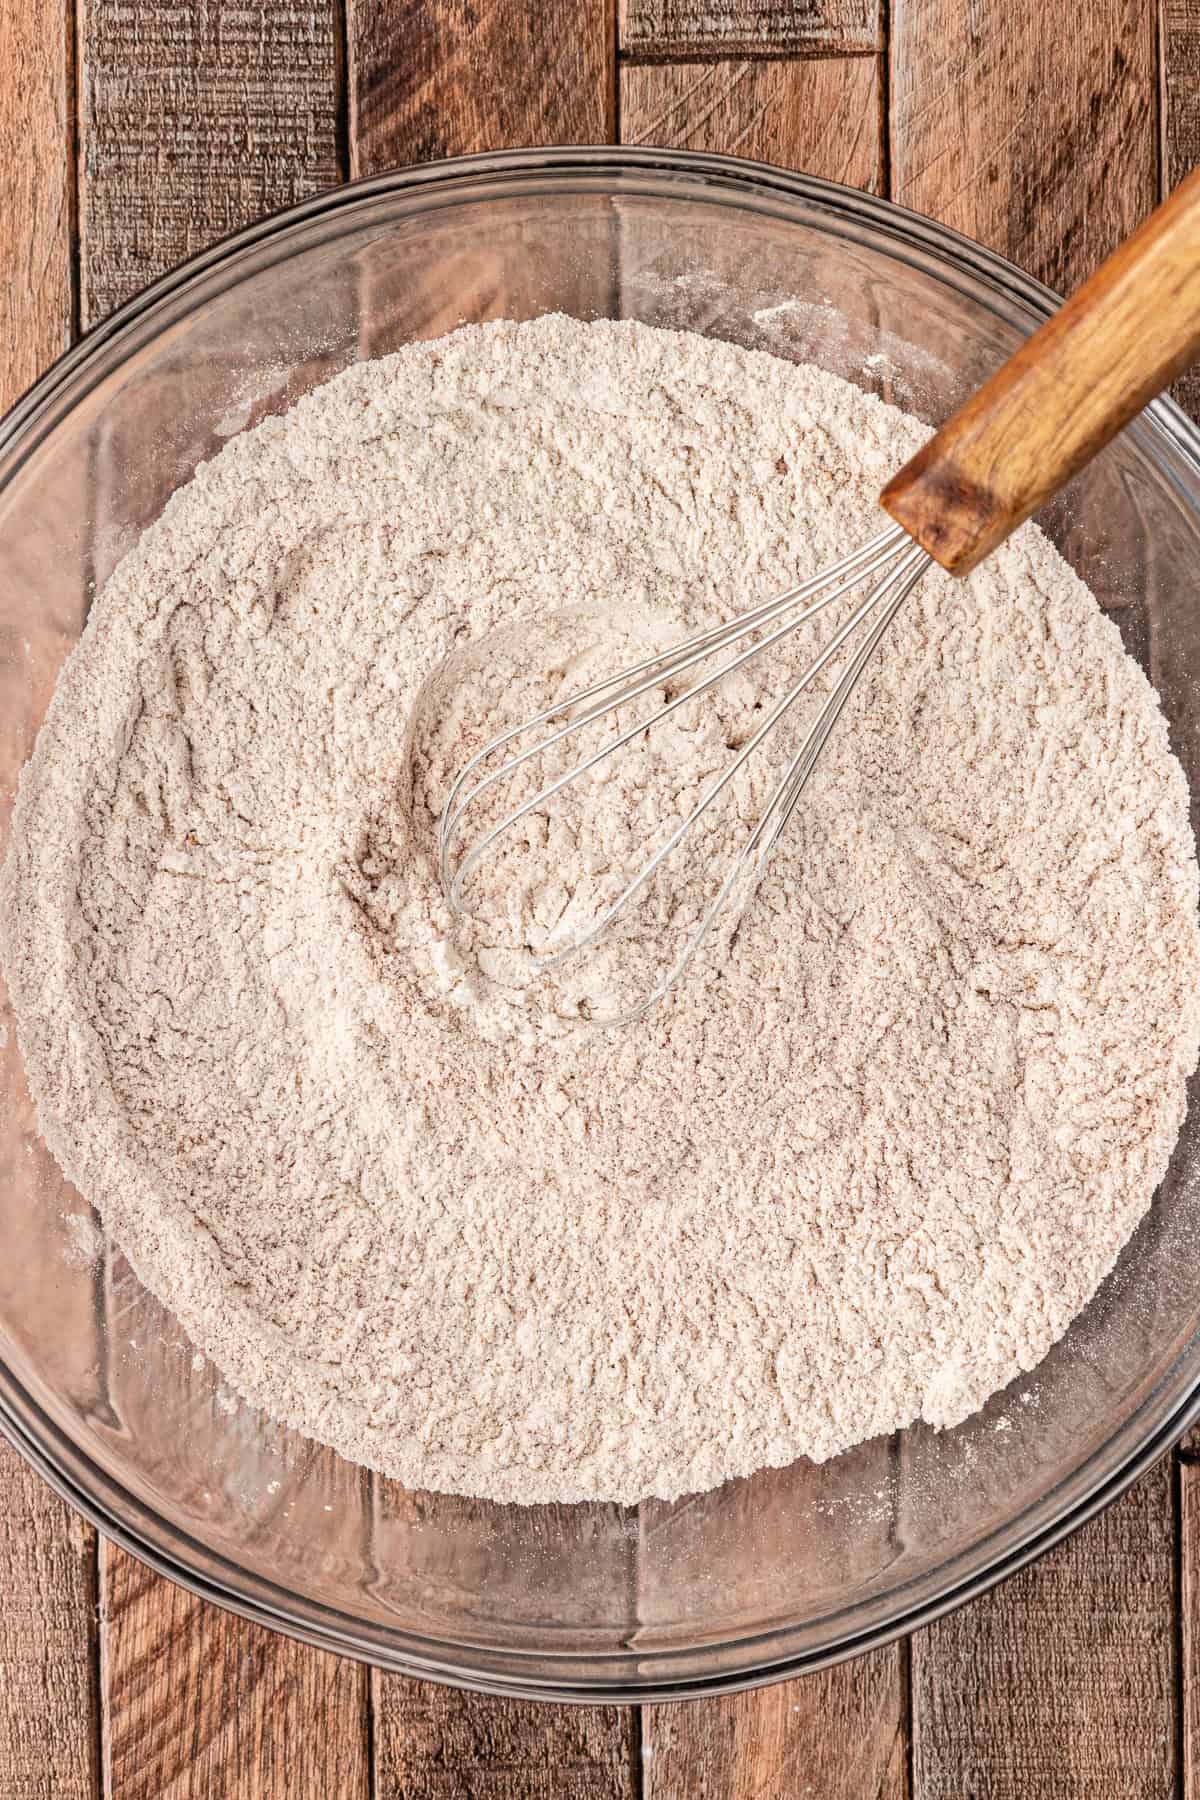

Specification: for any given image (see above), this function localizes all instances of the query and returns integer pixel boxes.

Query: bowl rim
[3,142,1200,1702]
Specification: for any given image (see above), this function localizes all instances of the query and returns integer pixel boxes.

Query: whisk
[441,169,1200,1021]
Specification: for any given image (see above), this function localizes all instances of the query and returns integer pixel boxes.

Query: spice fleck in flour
[4,317,1199,1505]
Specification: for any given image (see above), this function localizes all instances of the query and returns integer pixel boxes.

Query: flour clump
[4,315,1199,1506]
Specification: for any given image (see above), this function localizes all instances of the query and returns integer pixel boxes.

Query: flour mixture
[5,317,1199,1505]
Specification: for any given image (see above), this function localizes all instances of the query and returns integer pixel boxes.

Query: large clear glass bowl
[2,147,1199,1701]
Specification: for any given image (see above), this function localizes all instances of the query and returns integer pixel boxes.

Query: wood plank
[891,0,1156,294]
[1164,2,1200,195]
[75,4,373,1791]
[634,1445,909,1796]
[365,1482,640,1791]
[913,1465,1177,1798]
[100,1541,370,1800]
[621,40,902,1800]
[79,0,340,325]
[346,5,639,1790]
[349,0,614,179]
[0,956,104,1800]
[893,7,1176,1795]
[1182,1441,1200,1800]
[643,1652,906,1798]
[1164,0,1200,420]
[0,1456,99,1800]
[0,0,72,391]
[371,1680,639,1800]
[618,0,882,59]
[0,5,100,1799]
[620,54,882,183]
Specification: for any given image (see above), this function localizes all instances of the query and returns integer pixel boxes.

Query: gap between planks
[618,44,881,62]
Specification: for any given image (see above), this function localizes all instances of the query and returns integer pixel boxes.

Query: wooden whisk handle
[881,166,1200,576]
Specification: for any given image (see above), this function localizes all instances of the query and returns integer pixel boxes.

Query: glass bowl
[2,147,1199,1703]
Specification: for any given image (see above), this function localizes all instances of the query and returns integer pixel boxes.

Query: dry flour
[5,316,1200,1506]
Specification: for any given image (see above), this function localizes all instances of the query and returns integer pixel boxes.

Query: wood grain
[347,4,638,1791]
[0,6,99,1800]
[1164,1,1200,189]
[0,996,104,1800]
[891,0,1157,295]
[0,821,107,1800]
[1182,1442,1200,1800]
[894,7,1179,1793]
[618,0,882,58]
[0,1459,99,1800]
[372,1679,638,1800]
[913,1465,1177,1798]
[643,1651,906,1798]
[621,38,902,1800]
[74,4,372,1794]
[1164,0,1200,420]
[100,1542,369,1800]
[79,0,340,325]
[0,0,72,391]
[93,1251,377,1799]
[621,54,882,183]
[349,0,613,178]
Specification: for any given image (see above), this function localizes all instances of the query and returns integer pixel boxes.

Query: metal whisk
[441,170,1200,1022]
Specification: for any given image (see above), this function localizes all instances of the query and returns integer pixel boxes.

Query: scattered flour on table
[4,316,1200,1506]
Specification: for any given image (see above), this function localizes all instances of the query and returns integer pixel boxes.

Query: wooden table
[1,1,1198,1794]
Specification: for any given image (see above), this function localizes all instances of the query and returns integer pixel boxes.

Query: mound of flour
[4,316,1199,1506]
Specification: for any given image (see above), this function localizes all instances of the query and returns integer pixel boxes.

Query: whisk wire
[536,540,928,979]
[761,543,929,859]
[440,524,909,908]
[564,542,929,1025]
[439,525,903,857]
[438,523,929,1023]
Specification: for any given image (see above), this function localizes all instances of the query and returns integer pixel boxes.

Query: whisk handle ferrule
[880,165,1200,577]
